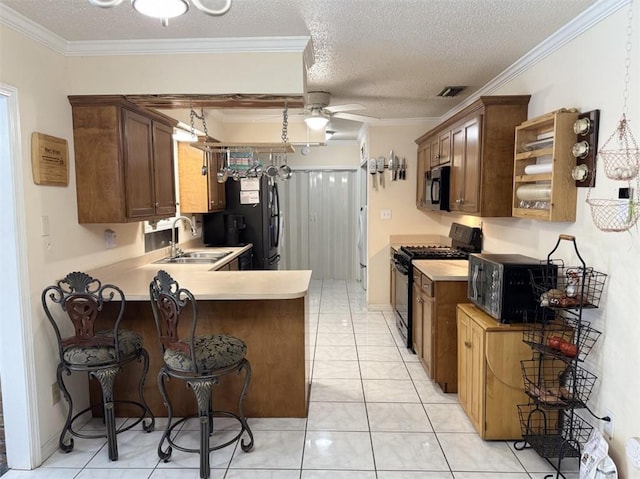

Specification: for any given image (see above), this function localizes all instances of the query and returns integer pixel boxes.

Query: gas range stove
[399,245,470,260]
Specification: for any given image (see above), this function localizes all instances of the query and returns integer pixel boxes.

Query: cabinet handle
[155,202,159,207]
[464,340,471,348]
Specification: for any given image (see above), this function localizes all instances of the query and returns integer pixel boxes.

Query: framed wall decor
[31,132,69,186]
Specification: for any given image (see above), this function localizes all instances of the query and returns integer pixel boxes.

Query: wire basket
[521,358,597,408]
[597,115,640,181]
[522,316,601,363]
[586,198,639,232]
[518,404,593,459]
[530,264,608,309]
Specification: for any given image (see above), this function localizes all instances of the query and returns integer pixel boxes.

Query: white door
[280,169,358,280]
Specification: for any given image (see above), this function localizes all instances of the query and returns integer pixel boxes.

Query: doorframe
[0,83,40,469]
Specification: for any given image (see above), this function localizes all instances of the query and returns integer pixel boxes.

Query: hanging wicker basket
[597,116,640,181]
[586,198,639,232]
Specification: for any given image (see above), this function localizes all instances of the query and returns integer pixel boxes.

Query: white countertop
[88,245,311,301]
[413,260,469,281]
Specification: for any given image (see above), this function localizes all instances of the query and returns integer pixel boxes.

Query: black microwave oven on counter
[467,253,556,323]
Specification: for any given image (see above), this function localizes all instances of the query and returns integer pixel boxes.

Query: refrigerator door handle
[273,183,281,248]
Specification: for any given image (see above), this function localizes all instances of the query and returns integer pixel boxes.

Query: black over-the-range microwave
[424,165,450,211]
[467,253,556,323]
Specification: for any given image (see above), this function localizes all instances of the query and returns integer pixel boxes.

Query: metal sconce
[570,109,600,187]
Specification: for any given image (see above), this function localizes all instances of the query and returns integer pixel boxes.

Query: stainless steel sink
[153,250,231,264]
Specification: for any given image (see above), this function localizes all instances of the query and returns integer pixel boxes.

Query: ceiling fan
[303,91,378,129]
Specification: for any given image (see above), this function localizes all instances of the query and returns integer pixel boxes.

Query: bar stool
[149,269,254,479]
[42,271,155,461]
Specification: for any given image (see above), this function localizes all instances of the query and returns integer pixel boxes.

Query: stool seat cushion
[62,329,143,366]
[164,335,247,372]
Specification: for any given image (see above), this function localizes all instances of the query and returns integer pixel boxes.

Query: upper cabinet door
[123,108,155,219]
[152,121,177,217]
[450,116,481,214]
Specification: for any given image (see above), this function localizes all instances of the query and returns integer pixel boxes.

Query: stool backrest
[42,271,126,363]
[149,270,199,372]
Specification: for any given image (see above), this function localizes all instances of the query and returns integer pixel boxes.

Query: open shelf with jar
[512,109,579,222]
[515,235,609,478]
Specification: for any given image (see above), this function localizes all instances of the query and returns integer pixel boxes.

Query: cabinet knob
[464,340,471,348]
[155,202,159,207]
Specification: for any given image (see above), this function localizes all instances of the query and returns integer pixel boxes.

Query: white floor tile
[315,333,356,346]
[228,430,305,469]
[75,469,155,478]
[85,430,162,468]
[154,429,237,470]
[317,312,351,323]
[351,311,386,322]
[354,333,397,347]
[303,431,374,470]
[313,360,361,379]
[507,441,580,473]
[310,378,365,402]
[452,474,530,479]
[149,468,225,478]
[413,380,459,404]
[247,417,306,431]
[371,432,449,471]
[302,471,376,478]
[366,402,432,432]
[378,473,453,479]
[307,401,369,431]
[360,361,410,380]
[225,470,301,478]
[357,345,403,362]
[352,321,393,334]
[314,344,358,361]
[424,403,476,433]
[317,321,353,333]
[362,379,420,403]
[41,436,105,468]
[405,361,430,381]
[438,432,526,472]
[2,470,81,478]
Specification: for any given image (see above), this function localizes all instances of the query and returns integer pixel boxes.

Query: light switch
[380,209,392,220]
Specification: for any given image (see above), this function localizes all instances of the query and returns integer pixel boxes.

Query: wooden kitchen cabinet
[416,143,430,209]
[178,142,226,213]
[512,109,579,222]
[431,131,451,167]
[450,115,481,214]
[456,303,533,440]
[69,95,178,223]
[413,269,466,392]
[415,95,530,217]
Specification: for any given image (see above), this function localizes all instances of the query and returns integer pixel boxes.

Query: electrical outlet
[51,382,61,405]
[380,209,392,220]
[603,408,615,440]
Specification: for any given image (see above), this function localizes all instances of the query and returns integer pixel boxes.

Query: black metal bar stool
[42,271,155,461]
[149,269,254,479]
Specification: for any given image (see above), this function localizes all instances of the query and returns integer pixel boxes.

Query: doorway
[0,84,39,470]
[279,169,358,280]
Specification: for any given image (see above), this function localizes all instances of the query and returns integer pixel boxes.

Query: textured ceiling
[0,0,598,139]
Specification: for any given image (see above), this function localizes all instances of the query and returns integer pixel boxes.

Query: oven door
[393,258,410,344]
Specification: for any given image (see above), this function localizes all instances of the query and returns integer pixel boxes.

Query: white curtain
[280,169,358,280]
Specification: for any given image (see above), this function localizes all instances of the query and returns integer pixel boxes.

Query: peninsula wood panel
[90,297,309,418]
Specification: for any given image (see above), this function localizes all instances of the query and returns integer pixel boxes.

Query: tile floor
[3,279,580,479]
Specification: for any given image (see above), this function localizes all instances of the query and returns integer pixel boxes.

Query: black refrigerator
[203,176,280,270]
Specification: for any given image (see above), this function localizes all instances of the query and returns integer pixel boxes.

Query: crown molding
[0,4,311,56]
[0,4,68,54]
[442,0,630,120]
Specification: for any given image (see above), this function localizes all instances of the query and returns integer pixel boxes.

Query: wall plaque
[31,132,69,186]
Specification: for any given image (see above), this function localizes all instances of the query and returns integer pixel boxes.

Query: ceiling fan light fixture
[132,0,189,19]
[305,109,330,130]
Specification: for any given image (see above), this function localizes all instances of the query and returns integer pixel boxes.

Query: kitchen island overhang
[86,262,312,419]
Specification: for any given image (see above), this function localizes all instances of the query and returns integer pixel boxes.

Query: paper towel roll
[524,163,553,175]
[516,184,552,201]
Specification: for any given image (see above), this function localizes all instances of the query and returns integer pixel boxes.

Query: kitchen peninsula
[87,246,312,419]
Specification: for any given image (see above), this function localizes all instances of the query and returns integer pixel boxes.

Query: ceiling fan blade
[325,103,366,113]
[333,111,379,122]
